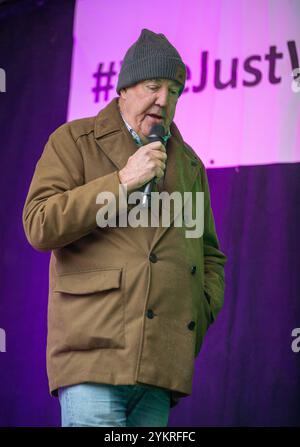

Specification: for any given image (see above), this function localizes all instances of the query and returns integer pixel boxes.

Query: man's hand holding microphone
[118,140,167,192]
[118,124,167,207]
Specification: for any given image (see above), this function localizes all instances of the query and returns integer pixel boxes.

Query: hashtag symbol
[92,62,117,103]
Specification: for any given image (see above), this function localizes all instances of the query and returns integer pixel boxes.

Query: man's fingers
[145,141,166,152]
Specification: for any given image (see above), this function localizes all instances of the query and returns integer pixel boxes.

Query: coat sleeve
[22,123,123,252]
[201,162,227,323]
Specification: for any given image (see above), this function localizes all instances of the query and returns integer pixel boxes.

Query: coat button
[187,320,196,330]
[149,253,158,263]
[146,309,155,319]
[191,159,198,166]
[191,265,197,274]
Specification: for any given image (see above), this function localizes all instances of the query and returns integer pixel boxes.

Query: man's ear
[120,88,127,99]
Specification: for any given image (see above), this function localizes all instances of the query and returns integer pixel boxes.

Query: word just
[96,186,204,239]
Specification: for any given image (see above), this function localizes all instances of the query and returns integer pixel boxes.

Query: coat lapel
[93,97,201,247]
[150,122,200,248]
[94,97,137,171]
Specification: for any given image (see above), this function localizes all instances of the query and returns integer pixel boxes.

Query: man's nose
[155,87,169,108]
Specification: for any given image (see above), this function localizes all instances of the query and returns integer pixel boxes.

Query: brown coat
[22,97,227,408]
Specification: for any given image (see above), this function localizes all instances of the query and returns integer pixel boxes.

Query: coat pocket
[53,267,125,351]
[194,287,214,357]
[203,289,214,325]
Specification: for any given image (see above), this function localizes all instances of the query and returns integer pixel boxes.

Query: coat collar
[94,97,201,246]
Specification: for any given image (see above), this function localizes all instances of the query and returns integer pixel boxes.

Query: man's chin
[143,117,166,137]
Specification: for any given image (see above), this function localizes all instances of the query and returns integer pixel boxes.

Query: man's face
[118,78,181,144]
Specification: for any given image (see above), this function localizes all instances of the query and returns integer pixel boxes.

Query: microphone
[141,124,166,208]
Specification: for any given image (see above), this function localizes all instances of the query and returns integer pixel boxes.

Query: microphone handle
[141,177,156,208]
[141,135,165,208]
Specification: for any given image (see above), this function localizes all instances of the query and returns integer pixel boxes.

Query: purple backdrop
[0,0,299,427]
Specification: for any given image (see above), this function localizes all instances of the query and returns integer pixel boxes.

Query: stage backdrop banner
[68,0,300,168]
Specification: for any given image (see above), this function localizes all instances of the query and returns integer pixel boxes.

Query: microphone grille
[149,124,166,138]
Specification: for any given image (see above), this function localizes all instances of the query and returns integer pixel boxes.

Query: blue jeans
[58,382,171,427]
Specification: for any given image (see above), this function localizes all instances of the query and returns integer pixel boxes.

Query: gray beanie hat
[116,28,186,96]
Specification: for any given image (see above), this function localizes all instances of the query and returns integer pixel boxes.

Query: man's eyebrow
[145,78,161,83]
[145,79,181,88]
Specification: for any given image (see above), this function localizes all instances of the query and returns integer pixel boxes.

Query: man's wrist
[117,169,136,193]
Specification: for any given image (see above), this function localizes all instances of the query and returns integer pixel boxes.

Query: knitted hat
[116,29,186,96]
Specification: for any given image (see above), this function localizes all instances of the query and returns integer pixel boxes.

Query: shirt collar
[120,114,171,147]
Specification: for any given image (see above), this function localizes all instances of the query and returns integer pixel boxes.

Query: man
[22,29,227,427]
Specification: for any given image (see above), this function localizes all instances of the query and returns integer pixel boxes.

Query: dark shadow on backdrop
[0,0,75,426]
